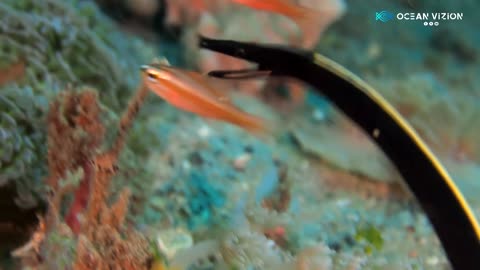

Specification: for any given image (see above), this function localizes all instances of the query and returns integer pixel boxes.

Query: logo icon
[376,11,394,22]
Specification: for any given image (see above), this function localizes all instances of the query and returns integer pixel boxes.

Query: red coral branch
[65,160,93,234]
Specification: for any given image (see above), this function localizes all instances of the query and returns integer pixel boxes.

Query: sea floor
[1,0,479,269]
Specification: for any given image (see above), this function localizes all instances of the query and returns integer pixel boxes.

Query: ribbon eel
[199,35,480,270]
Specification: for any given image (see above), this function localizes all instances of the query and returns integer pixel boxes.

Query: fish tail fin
[192,0,207,11]
[295,0,346,47]
[298,0,346,21]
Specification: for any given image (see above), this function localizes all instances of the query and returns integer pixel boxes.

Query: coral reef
[13,87,153,269]
[0,0,156,208]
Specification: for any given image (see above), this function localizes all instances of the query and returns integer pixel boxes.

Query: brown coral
[261,163,291,213]
[73,189,152,270]
[45,89,103,197]
[13,84,153,269]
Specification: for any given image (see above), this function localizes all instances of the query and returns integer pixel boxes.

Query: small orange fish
[193,0,316,27]
[141,63,271,135]
[192,0,325,47]
[230,0,318,40]
[192,0,207,11]
[232,0,310,17]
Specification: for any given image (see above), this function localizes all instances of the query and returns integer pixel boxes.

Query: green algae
[355,224,384,255]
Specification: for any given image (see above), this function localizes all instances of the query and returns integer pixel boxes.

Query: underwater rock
[156,228,193,260]
[375,73,480,163]
[170,239,224,269]
[291,123,401,183]
[233,153,251,171]
[0,0,157,208]
[291,243,334,270]
[219,228,291,270]
[430,28,478,63]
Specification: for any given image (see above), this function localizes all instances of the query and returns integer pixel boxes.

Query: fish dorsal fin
[185,70,233,104]
[162,65,234,106]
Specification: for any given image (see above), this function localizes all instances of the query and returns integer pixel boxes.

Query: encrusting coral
[0,0,156,209]
[13,84,154,269]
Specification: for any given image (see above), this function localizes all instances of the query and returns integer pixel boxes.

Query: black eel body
[301,52,480,270]
[198,36,480,270]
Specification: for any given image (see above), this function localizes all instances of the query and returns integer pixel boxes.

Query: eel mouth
[207,68,271,80]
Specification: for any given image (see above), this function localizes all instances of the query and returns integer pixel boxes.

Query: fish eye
[147,72,158,82]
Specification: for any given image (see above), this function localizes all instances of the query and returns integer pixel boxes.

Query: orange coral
[44,89,104,232]
[14,83,153,269]
[73,188,151,270]
[45,89,104,193]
